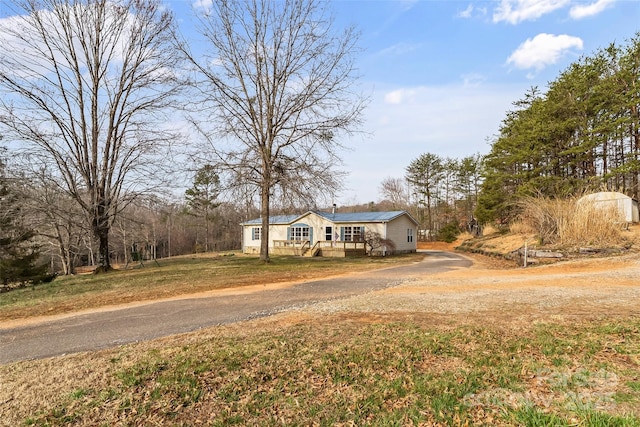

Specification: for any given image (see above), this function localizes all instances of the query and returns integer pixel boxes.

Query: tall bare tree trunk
[260,179,271,263]
[92,198,111,271]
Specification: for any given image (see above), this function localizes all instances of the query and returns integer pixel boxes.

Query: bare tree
[181,0,366,262]
[23,166,87,275]
[0,0,183,271]
[379,177,410,209]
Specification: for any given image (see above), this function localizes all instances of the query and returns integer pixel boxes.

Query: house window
[252,227,261,240]
[343,226,363,242]
[290,226,310,241]
[407,228,414,243]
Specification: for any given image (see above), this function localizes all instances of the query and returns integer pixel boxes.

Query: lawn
[2,251,640,426]
[3,312,639,426]
[0,252,424,322]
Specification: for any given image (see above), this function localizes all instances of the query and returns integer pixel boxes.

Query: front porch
[272,240,367,257]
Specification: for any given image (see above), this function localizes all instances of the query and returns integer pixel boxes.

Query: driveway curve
[0,251,471,364]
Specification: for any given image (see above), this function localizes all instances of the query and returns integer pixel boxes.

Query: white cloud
[569,0,616,19]
[457,3,488,19]
[493,0,570,24]
[506,33,583,72]
[384,88,416,105]
[462,73,486,87]
[458,4,474,18]
[192,0,212,12]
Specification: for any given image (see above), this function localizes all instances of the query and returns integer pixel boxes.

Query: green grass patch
[14,316,640,426]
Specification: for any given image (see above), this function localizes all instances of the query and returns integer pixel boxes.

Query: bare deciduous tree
[181,0,366,262]
[379,177,410,209]
[0,0,183,271]
[23,165,87,275]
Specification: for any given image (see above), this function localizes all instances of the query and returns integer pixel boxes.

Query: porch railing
[272,240,367,256]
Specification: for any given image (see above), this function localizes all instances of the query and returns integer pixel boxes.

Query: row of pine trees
[477,34,640,223]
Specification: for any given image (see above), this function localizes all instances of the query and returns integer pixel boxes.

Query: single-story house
[578,192,640,223]
[241,210,418,257]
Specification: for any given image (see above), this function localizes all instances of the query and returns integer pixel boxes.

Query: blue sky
[308,0,639,205]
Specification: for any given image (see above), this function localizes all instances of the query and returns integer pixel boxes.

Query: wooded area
[385,34,640,237]
[477,35,640,223]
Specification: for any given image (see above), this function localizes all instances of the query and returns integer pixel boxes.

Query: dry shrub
[456,231,474,242]
[517,194,625,247]
[482,224,498,236]
[509,220,535,235]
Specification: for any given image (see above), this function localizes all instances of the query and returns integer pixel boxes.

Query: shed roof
[580,191,632,201]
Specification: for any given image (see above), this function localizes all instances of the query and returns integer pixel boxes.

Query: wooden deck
[272,240,366,257]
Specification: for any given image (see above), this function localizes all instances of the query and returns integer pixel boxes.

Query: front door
[325,226,332,241]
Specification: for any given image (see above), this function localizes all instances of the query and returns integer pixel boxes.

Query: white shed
[578,192,639,223]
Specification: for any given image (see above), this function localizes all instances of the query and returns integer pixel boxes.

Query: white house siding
[242,226,256,254]
[242,213,327,254]
[242,211,418,255]
[242,223,291,254]
[385,215,417,254]
[294,212,329,243]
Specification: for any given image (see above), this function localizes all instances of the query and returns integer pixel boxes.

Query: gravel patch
[305,255,640,316]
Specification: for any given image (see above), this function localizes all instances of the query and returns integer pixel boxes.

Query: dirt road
[306,250,640,323]
[0,251,471,364]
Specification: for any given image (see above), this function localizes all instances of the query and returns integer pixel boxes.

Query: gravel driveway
[308,252,640,322]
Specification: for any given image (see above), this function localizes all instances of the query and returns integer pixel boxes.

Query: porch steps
[302,244,320,257]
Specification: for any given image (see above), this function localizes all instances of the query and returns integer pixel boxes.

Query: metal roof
[242,210,417,225]
[241,215,298,225]
[312,210,411,223]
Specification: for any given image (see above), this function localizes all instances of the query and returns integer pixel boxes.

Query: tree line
[0,0,364,284]
[2,0,638,284]
[378,33,640,239]
[378,153,483,241]
[1,153,251,284]
[477,35,640,223]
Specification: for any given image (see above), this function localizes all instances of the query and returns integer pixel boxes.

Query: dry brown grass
[482,224,499,236]
[517,194,626,247]
[509,220,536,235]
[3,306,640,426]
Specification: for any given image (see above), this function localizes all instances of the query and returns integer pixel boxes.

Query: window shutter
[360,226,365,239]
[340,227,344,241]
[287,227,291,240]
[309,228,313,244]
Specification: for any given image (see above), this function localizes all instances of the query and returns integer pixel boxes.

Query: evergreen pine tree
[185,164,221,252]
[0,151,48,289]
